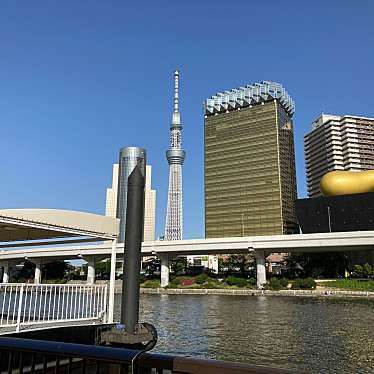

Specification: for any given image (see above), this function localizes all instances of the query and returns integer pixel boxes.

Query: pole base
[100,323,158,350]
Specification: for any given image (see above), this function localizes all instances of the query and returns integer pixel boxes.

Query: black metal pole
[121,165,145,333]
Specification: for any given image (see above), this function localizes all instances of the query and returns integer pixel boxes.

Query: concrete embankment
[136,288,374,298]
[90,281,374,298]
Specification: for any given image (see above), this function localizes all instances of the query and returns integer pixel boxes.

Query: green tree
[284,252,349,278]
[291,278,316,290]
[43,261,69,280]
[222,254,254,276]
[225,276,248,287]
[218,258,225,274]
[95,260,111,279]
[142,257,160,278]
[66,265,85,280]
[195,273,209,284]
[265,278,283,291]
[170,257,188,276]
[12,260,35,282]
[353,264,363,278]
[363,263,372,278]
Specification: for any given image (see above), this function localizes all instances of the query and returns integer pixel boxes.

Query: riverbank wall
[82,281,374,298]
[136,288,374,298]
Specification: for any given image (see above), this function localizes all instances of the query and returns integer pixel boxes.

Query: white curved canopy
[0,209,119,244]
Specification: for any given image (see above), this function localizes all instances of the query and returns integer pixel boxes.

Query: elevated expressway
[1,230,374,288]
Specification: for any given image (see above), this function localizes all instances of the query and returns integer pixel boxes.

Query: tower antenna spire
[174,70,179,113]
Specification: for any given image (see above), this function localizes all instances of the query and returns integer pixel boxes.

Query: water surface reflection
[114,294,374,373]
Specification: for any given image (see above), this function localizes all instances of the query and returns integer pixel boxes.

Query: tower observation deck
[164,70,185,240]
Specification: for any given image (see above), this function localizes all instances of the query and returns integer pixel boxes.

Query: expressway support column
[160,254,169,288]
[34,258,42,284]
[255,250,266,289]
[108,239,117,323]
[1,261,10,283]
[86,257,96,285]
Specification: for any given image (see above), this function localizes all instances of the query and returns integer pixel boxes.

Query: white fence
[0,283,108,332]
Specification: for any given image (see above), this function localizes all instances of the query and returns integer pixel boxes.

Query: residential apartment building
[305,114,374,197]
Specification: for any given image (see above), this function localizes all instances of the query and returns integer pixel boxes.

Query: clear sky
[0,1,373,239]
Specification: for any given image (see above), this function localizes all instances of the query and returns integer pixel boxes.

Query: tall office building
[105,164,119,217]
[105,162,156,242]
[305,114,374,198]
[117,147,146,242]
[204,81,298,238]
[144,165,156,241]
[105,164,156,241]
[165,70,185,240]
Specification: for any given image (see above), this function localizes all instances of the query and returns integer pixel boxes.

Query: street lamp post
[327,206,332,232]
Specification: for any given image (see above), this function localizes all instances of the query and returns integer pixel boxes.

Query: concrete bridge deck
[1,231,374,288]
[1,230,374,261]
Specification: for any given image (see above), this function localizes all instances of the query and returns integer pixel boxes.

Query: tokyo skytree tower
[164,70,186,240]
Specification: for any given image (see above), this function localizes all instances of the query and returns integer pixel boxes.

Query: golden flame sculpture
[320,170,374,196]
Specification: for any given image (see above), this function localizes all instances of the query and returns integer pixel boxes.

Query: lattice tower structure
[165,70,186,240]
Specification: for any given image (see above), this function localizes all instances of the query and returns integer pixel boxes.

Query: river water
[114,294,374,374]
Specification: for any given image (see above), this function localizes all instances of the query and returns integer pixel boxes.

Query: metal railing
[0,336,294,374]
[0,284,107,332]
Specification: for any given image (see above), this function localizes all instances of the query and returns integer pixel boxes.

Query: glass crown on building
[204,81,295,117]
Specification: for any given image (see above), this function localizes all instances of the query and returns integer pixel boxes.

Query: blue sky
[0,1,373,239]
